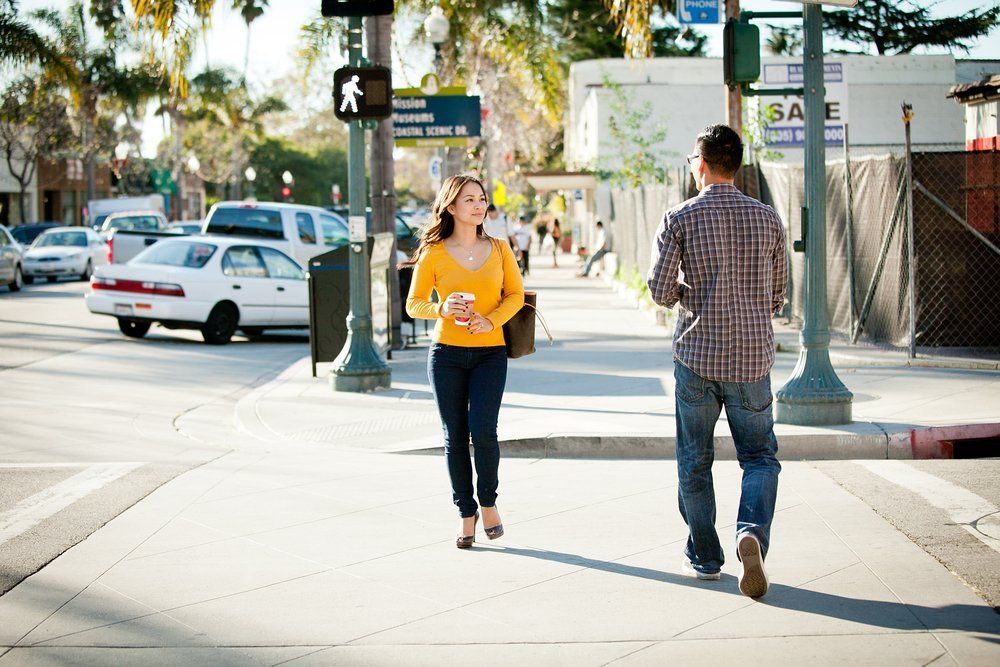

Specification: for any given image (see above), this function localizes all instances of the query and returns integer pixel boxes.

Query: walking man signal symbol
[340,75,363,114]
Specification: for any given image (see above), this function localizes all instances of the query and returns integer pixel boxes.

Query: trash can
[308,232,394,377]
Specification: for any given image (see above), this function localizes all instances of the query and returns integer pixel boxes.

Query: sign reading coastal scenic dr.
[393,95,481,148]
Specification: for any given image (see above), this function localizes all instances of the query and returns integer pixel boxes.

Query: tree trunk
[83,94,97,224]
[17,186,27,225]
[171,108,184,221]
[367,14,403,349]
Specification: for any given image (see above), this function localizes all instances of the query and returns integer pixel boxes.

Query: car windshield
[132,241,217,268]
[11,226,53,244]
[103,216,162,232]
[35,232,87,247]
[205,207,283,239]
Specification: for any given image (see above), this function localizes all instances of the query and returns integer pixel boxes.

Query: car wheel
[47,276,57,283]
[117,317,151,338]
[241,326,265,339]
[80,260,92,281]
[9,265,22,292]
[201,303,238,345]
[23,274,33,285]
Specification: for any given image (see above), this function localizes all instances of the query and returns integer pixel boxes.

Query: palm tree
[234,0,270,81]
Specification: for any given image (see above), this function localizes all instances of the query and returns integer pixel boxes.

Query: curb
[397,430,910,461]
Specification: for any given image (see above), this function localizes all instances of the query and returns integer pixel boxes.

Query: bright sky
[17,0,1000,157]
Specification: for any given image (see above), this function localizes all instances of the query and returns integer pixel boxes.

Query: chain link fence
[604,143,1000,355]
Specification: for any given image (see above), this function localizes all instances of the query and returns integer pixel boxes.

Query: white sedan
[22,227,108,283]
[85,236,308,344]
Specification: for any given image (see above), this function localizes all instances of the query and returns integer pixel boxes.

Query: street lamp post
[424,7,449,185]
[330,15,391,393]
[245,166,256,201]
[774,4,853,425]
[114,142,129,191]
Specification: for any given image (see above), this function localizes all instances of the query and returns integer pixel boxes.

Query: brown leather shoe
[456,512,479,549]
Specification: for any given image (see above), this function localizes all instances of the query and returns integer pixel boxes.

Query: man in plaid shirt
[647,124,787,598]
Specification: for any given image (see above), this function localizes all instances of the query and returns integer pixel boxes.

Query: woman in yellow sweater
[405,174,525,549]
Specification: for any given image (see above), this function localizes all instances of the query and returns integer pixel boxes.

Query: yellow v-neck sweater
[406,240,525,347]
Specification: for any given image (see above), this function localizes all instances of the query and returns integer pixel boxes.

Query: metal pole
[843,123,857,337]
[902,103,917,358]
[330,15,391,392]
[775,4,852,426]
[725,0,742,135]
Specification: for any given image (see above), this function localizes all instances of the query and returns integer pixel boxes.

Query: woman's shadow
[492,546,1000,637]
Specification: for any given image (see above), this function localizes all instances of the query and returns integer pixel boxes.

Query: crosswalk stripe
[0,463,142,545]
[858,460,1000,556]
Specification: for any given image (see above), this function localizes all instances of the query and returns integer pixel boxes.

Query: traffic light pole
[774,4,852,425]
[331,15,391,392]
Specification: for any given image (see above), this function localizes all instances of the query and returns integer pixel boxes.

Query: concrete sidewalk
[1,259,999,665]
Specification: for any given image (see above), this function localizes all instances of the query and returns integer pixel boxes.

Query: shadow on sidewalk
[494,547,1000,635]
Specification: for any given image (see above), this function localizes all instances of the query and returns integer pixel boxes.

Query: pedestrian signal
[333,66,392,122]
[321,0,394,17]
[723,18,761,89]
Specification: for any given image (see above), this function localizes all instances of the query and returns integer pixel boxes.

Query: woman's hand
[467,313,495,335]
[442,293,471,320]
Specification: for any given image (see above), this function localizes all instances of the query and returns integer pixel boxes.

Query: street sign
[677,0,722,24]
[393,95,481,148]
[333,66,392,122]
[321,0,394,17]
[757,62,849,147]
[428,155,443,181]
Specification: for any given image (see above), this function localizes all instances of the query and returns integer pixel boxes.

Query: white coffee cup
[453,292,475,326]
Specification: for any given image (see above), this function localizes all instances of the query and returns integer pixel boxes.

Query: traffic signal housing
[723,18,761,89]
[333,66,392,122]
[321,0,393,17]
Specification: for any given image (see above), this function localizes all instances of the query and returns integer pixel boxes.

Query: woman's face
[447,182,488,229]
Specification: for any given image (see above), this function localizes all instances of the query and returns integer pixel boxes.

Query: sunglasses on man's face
[686,153,701,165]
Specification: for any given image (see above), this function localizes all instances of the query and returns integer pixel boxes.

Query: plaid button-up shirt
[647,183,788,382]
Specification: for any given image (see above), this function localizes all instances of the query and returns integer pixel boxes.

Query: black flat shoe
[456,512,479,549]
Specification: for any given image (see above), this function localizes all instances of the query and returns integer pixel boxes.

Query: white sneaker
[737,533,769,598]
[681,558,721,581]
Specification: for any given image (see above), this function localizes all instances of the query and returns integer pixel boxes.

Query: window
[259,246,305,280]
[221,246,267,278]
[318,214,349,247]
[296,212,317,244]
[103,216,163,232]
[36,232,87,247]
[206,207,284,240]
[133,241,217,268]
[395,216,414,239]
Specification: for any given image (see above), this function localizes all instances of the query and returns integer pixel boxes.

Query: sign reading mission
[393,95,481,147]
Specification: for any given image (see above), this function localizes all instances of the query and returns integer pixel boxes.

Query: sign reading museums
[393,95,481,147]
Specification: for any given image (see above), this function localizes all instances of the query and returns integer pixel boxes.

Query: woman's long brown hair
[399,173,488,268]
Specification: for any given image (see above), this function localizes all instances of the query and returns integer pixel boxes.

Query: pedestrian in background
[535,216,548,253]
[647,124,787,598]
[513,215,532,276]
[483,203,515,248]
[549,219,562,267]
[404,174,525,549]
[577,220,609,278]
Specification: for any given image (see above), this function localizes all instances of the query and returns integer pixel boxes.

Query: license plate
[114,304,133,316]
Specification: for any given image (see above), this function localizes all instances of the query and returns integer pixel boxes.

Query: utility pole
[725,0,742,135]
[366,14,403,350]
[774,3,853,425]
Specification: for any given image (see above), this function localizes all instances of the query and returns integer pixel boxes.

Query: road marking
[858,460,1000,555]
[0,462,142,545]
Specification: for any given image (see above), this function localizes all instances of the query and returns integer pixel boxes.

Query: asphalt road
[0,277,309,594]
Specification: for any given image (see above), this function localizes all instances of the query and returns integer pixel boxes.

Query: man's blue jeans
[674,361,781,574]
[580,247,609,276]
[428,343,508,518]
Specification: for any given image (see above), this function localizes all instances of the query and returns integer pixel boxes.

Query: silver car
[0,224,24,291]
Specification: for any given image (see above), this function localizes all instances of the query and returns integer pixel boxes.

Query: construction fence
[604,147,1000,353]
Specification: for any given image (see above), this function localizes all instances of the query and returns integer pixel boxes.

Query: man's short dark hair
[486,204,497,212]
[595,221,603,228]
[696,124,743,178]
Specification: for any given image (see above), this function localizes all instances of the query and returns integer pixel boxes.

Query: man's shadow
[493,546,1000,636]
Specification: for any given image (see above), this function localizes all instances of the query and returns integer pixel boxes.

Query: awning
[523,171,598,192]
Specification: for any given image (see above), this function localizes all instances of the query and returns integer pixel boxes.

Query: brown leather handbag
[503,291,553,359]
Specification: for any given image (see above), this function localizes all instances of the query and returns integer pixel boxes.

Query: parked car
[202,201,349,267]
[9,222,59,246]
[326,205,422,256]
[167,221,203,235]
[85,236,308,345]
[99,210,169,238]
[22,227,108,283]
[0,224,24,291]
[88,195,165,231]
